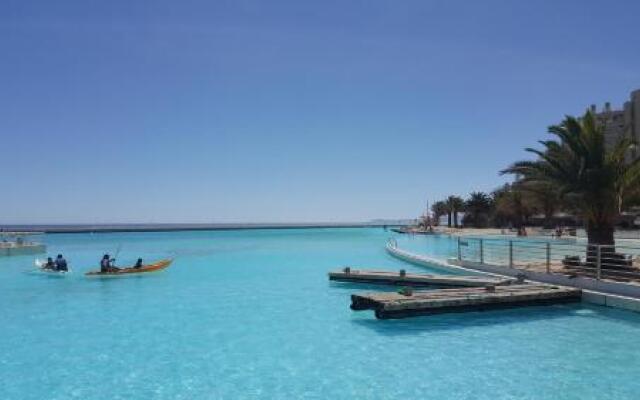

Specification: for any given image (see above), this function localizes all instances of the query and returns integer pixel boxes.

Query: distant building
[590,89,640,150]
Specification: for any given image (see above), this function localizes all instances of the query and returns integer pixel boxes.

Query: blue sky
[1,0,639,223]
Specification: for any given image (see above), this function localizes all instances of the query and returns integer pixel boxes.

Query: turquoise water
[2,228,640,399]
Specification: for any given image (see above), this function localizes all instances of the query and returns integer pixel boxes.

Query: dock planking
[350,284,582,319]
[329,268,513,287]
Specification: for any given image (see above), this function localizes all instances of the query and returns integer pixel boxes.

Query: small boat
[32,268,70,276]
[84,259,173,277]
[32,259,71,276]
[28,268,71,277]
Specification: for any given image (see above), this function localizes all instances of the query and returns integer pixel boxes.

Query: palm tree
[446,195,465,228]
[502,111,640,245]
[464,192,493,228]
[431,201,448,226]
[520,182,560,228]
[444,201,452,227]
[493,184,533,228]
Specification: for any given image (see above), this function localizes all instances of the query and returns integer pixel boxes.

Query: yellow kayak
[85,259,173,277]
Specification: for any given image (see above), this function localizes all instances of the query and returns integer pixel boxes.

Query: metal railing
[456,237,640,281]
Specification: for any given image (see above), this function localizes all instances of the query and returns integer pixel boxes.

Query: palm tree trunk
[447,212,452,227]
[453,211,459,228]
[543,209,553,229]
[585,224,623,270]
[586,225,614,245]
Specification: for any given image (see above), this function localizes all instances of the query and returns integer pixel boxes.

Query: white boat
[31,259,71,276]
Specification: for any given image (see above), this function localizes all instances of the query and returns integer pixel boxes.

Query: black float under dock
[350,284,582,319]
[329,268,512,287]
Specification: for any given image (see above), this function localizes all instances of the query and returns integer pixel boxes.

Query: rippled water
[1,228,640,399]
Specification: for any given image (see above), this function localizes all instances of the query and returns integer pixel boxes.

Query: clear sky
[1,0,639,224]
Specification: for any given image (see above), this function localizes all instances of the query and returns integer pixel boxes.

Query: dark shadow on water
[86,273,164,284]
[329,281,403,292]
[350,304,622,335]
[328,281,444,292]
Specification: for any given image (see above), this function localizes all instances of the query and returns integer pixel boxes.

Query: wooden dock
[0,243,46,256]
[350,284,582,319]
[329,268,512,287]
[390,228,434,235]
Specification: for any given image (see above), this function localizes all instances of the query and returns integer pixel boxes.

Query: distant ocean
[0,220,414,233]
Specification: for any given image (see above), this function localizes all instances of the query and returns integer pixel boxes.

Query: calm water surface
[1,228,640,399]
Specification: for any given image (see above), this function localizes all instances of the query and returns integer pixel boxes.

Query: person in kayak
[42,257,55,270]
[133,258,143,269]
[100,254,119,272]
[54,254,68,272]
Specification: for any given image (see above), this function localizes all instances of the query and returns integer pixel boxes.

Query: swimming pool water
[1,228,640,399]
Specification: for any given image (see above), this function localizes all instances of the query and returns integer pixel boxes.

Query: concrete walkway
[386,241,640,313]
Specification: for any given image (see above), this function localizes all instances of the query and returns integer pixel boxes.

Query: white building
[590,89,640,150]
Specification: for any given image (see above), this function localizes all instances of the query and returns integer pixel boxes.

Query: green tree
[446,195,465,228]
[519,182,561,228]
[493,184,534,228]
[430,201,448,226]
[464,191,493,228]
[502,111,640,245]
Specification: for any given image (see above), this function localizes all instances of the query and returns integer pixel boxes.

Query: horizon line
[0,221,414,234]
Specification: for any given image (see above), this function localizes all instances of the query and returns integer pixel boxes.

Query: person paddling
[100,254,118,273]
[54,254,68,272]
[133,258,143,269]
[42,257,55,270]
